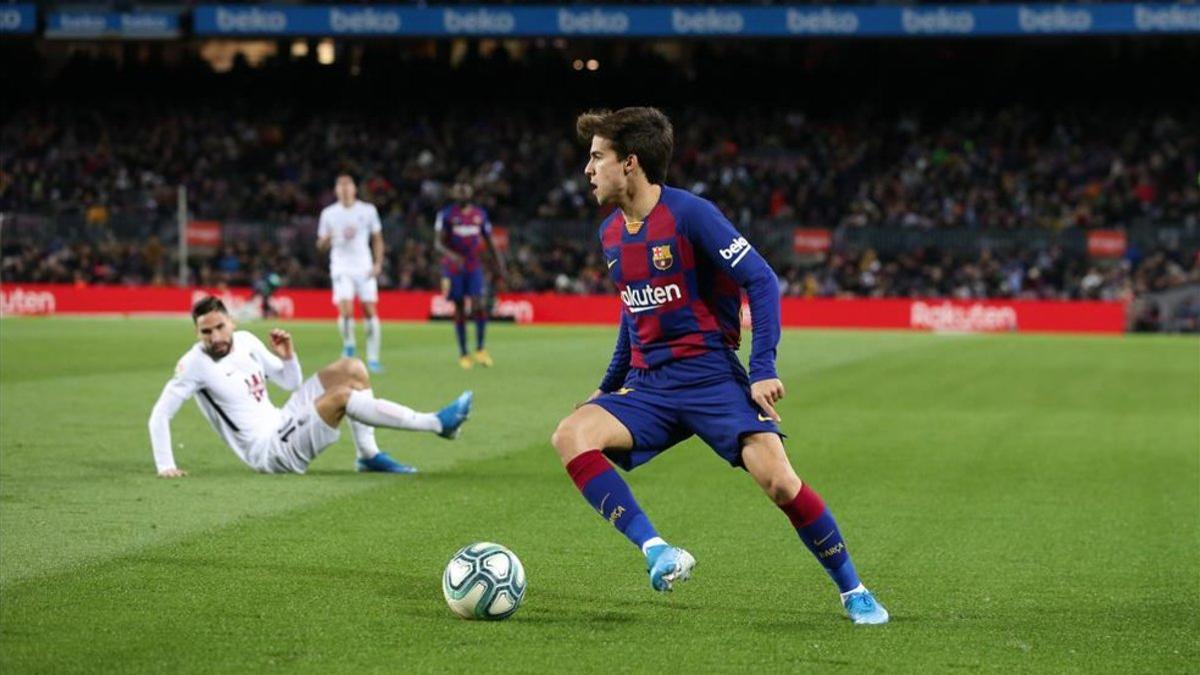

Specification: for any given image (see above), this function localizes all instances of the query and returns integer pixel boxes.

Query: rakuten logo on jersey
[621,284,682,314]
[720,237,752,267]
[0,288,56,316]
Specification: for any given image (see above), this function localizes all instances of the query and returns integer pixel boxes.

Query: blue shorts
[443,269,484,302]
[589,350,782,471]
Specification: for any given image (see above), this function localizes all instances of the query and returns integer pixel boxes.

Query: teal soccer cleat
[437,391,473,439]
[646,545,696,592]
[843,588,889,625]
[367,359,384,373]
[356,451,417,474]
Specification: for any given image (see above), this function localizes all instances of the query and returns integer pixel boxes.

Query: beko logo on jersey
[215,7,287,32]
[443,9,515,34]
[901,8,975,34]
[672,9,744,34]
[720,237,752,266]
[787,9,859,34]
[558,9,629,34]
[1018,6,1092,33]
[330,8,401,33]
[620,284,682,313]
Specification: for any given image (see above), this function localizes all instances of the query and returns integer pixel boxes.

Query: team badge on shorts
[652,244,674,271]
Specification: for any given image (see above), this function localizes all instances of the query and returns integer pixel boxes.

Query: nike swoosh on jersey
[606,259,617,269]
[757,413,775,422]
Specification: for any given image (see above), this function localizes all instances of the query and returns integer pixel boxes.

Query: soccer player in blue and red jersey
[435,182,505,369]
[551,107,889,625]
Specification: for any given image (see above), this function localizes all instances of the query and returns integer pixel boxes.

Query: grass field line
[0,437,555,594]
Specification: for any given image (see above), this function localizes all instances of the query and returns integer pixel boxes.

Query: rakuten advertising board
[0,284,1126,334]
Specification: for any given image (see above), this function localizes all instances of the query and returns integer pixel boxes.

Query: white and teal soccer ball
[442,542,527,620]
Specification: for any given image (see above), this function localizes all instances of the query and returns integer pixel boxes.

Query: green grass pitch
[1,318,1197,672]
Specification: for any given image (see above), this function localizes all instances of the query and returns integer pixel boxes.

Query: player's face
[195,311,235,360]
[335,177,356,204]
[584,136,626,206]
[452,183,473,204]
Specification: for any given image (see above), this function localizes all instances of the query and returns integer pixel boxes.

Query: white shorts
[255,375,341,474]
[332,272,378,304]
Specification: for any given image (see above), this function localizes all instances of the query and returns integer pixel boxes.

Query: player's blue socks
[454,319,468,356]
[566,450,659,550]
[780,483,862,594]
[475,314,487,351]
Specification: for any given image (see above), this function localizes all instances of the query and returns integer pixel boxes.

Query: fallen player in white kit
[148,296,471,476]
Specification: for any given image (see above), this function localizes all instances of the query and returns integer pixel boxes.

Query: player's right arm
[433,209,464,264]
[316,207,332,252]
[147,357,201,477]
[597,311,632,394]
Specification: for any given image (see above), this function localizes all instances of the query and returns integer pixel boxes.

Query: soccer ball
[442,542,527,620]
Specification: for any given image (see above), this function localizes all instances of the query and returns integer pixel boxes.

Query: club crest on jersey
[651,244,674,271]
[343,226,357,239]
[245,373,266,402]
[624,219,644,235]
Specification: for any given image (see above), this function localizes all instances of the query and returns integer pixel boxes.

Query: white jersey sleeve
[318,206,331,240]
[148,353,201,473]
[369,204,382,235]
[241,331,303,391]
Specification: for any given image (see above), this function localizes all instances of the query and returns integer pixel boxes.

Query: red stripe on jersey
[630,342,648,369]
[667,329,710,360]
[621,243,650,280]
[602,215,625,248]
[691,299,720,332]
[646,203,676,241]
[633,307,663,348]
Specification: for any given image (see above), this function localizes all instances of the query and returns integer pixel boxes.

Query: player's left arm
[686,201,784,420]
[480,213,507,281]
[251,330,303,391]
[370,206,384,278]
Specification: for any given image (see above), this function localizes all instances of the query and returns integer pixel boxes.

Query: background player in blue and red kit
[435,182,506,369]
[551,107,889,625]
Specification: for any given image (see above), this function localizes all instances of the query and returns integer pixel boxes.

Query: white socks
[338,315,356,351]
[365,316,381,363]
[348,389,381,459]
[345,389,442,433]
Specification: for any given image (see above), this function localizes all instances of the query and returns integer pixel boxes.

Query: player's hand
[269,328,295,360]
[575,389,604,409]
[158,468,187,478]
[371,262,383,278]
[751,378,786,422]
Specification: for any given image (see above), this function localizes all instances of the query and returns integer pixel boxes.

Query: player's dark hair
[576,107,674,185]
[191,296,228,323]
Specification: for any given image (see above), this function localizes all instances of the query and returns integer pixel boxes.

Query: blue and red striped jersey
[597,185,781,390]
[435,204,492,273]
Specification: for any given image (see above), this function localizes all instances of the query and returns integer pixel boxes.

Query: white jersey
[318,200,382,276]
[148,331,303,472]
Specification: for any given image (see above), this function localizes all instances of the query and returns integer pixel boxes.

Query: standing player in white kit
[148,296,473,476]
[318,173,386,372]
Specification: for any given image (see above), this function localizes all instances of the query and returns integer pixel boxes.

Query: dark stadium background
[2,7,1197,331]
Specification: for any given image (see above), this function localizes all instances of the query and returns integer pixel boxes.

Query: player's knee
[324,384,354,409]
[550,417,585,459]
[335,357,370,385]
[759,469,802,503]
